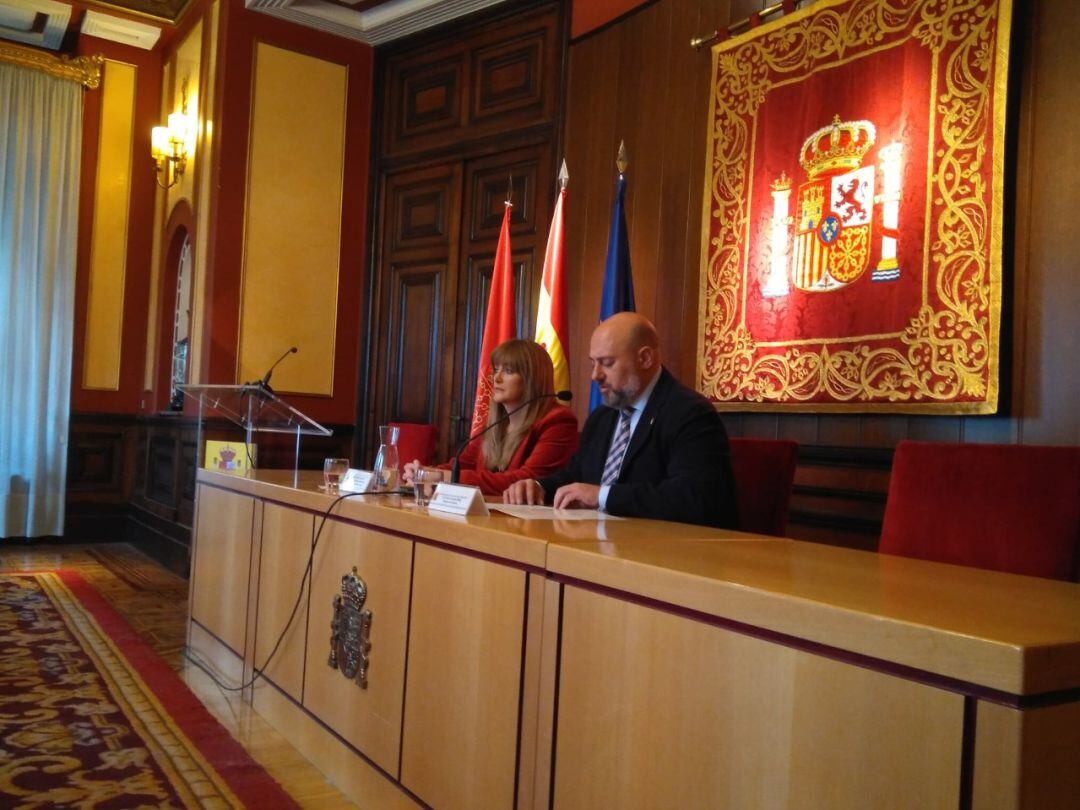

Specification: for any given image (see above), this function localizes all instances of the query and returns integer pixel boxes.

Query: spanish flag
[470,202,517,436]
[535,176,570,397]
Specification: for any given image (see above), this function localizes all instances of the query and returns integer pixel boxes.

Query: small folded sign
[339,469,375,493]
[427,483,489,517]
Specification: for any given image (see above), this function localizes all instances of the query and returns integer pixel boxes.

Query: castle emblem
[328,567,373,689]
[763,115,903,297]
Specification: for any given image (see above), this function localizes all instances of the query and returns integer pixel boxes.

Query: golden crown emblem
[799,115,876,179]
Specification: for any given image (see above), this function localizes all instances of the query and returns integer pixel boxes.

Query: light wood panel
[973,699,1080,810]
[515,572,549,810]
[400,542,529,809]
[189,483,254,655]
[301,519,414,776]
[524,576,562,810]
[552,584,964,809]
[253,502,313,701]
[253,676,416,809]
[546,539,1080,695]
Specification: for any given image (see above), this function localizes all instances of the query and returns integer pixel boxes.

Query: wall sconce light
[151,110,192,189]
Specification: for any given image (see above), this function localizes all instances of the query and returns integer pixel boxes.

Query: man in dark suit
[503,312,737,529]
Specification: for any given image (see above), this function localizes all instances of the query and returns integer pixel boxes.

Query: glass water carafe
[372,425,400,491]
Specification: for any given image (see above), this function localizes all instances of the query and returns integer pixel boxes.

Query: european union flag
[590,172,635,412]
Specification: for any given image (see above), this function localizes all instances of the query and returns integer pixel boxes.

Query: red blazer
[439,406,579,495]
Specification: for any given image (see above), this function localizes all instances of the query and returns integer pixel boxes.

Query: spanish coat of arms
[328,567,373,689]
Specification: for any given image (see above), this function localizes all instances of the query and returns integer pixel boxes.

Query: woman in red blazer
[403,340,578,495]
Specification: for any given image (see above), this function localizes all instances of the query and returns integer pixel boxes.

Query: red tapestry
[697,0,1012,412]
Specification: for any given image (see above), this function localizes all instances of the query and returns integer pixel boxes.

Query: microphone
[451,390,572,484]
[256,346,298,393]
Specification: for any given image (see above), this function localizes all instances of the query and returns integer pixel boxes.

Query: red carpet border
[0,570,299,809]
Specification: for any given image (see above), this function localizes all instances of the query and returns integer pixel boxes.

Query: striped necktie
[601,408,635,486]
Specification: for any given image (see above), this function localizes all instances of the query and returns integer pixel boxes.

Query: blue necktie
[601,408,635,486]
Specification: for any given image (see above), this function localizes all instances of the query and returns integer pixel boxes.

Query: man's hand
[553,483,601,510]
[503,479,546,505]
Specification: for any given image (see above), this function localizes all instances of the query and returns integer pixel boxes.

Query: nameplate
[427,483,489,517]
[339,469,376,493]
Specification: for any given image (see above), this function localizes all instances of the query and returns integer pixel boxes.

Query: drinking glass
[413,468,444,507]
[323,458,349,492]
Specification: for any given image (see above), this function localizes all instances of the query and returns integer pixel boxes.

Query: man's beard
[602,374,641,409]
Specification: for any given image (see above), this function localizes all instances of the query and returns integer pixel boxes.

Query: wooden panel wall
[563,0,1080,546]
[365,1,565,462]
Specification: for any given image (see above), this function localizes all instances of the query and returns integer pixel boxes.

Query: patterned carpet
[0,569,298,809]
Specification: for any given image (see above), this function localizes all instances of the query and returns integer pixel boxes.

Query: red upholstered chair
[879,441,1080,581]
[390,423,438,466]
[729,438,799,536]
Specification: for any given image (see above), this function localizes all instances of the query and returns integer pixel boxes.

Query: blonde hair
[482,340,556,471]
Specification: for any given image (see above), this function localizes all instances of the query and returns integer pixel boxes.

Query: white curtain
[0,62,83,538]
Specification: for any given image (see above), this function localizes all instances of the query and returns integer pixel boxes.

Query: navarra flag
[535,183,570,399]
[589,171,635,412]
[470,202,517,436]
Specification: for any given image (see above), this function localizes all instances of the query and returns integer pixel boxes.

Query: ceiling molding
[81,0,189,24]
[244,0,507,46]
[81,9,162,49]
[0,0,71,50]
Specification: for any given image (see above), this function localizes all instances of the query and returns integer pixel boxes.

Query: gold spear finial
[558,159,569,190]
[616,140,628,175]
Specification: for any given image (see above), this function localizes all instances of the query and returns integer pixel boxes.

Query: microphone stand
[254,346,298,395]
[239,346,297,471]
[450,390,571,483]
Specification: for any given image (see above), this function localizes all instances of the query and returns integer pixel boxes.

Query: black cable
[183,489,395,693]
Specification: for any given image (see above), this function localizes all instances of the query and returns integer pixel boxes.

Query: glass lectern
[179,384,331,480]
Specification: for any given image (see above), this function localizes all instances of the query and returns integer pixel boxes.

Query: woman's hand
[401,459,422,485]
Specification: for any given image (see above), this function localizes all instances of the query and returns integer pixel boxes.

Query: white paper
[489,504,624,521]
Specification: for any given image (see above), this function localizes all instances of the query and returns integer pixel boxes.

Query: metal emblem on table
[328,567,373,689]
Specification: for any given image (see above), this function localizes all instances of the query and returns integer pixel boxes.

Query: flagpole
[590,141,636,412]
[536,160,571,400]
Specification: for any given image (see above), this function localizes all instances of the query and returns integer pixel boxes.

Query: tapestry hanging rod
[0,42,103,88]
[690,0,796,50]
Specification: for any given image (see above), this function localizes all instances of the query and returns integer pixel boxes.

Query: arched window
[168,233,192,410]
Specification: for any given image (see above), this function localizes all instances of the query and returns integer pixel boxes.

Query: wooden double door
[362,0,564,463]
[368,145,555,462]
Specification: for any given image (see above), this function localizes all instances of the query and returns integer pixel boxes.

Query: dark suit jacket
[538,368,738,529]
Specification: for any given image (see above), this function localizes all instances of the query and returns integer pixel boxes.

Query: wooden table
[187,469,1080,809]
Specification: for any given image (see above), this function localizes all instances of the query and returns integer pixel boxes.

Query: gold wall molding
[0,43,104,89]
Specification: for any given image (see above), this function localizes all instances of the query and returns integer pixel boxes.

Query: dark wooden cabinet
[364,1,566,462]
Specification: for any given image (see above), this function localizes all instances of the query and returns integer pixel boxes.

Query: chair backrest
[389,422,438,466]
[879,440,1080,581]
[729,438,799,536]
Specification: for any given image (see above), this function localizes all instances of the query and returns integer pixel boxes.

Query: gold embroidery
[698,0,1009,411]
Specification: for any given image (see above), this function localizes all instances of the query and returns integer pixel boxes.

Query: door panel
[371,164,462,461]
[386,262,445,424]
